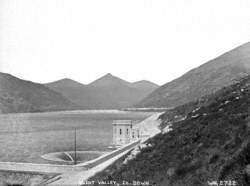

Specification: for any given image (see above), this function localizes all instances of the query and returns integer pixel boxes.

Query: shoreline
[0,109,158,117]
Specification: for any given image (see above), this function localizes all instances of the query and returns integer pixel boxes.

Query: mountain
[46,78,85,88]
[0,73,78,114]
[136,42,250,108]
[89,73,131,87]
[90,74,250,186]
[46,73,159,109]
[131,80,159,90]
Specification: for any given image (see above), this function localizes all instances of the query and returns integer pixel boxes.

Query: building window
[120,129,122,135]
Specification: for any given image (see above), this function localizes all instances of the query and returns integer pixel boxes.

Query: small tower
[113,120,132,146]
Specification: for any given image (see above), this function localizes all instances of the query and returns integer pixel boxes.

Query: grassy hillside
[88,75,250,186]
[136,42,250,109]
[158,76,248,129]
[0,72,78,113]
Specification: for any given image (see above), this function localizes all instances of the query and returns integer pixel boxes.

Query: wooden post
[74,128,77,165]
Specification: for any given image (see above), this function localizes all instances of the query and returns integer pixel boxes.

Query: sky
[1,0,250,85]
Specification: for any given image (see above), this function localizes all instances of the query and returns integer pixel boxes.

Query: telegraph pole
[74,128,77,165]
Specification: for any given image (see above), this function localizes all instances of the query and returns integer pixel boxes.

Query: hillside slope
[136,42,250,108]
[46,73,159,109]
[90,75,250,186]
[0,73,78,113]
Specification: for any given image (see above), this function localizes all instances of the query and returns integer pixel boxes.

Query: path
[0,141,139,174]
[0,162,84,174]
[48,140,140,185]
[47,112,162,185]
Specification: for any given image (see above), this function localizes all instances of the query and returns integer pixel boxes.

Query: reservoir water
[0,110,152,164]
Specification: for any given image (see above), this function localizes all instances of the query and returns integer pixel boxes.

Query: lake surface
[0,110,153,164]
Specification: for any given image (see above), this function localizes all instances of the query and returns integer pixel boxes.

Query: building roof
[112,120,132,125]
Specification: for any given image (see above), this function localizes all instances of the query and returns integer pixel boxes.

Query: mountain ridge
[88,73,131,87]
[46,78,86,88]
[45,73,159,109]
[0,72,78,114]
[135,42,250,108]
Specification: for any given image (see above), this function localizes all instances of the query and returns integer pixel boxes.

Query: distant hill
[91,74,250,186]
[135,42,250,108]
[131,80,159,90]
[0,73,78,114]
[46,73,159,109]
[46,78,85,88]
[89,73,131,87]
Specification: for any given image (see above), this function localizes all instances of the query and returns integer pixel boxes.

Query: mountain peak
[45,78,85,88]
[132,80,159,89]
[89,73,130,87]
[104,73,113,77]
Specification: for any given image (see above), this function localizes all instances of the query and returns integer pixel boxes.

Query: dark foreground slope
[0,72,77,113]
[136,42,250,108]
[89,76,250,186]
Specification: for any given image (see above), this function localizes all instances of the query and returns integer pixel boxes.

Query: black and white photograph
[0,0,250,185]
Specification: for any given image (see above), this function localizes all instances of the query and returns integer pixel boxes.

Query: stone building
[112,120,140,146]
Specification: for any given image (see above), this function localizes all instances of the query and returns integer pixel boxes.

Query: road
[0,140,140,186]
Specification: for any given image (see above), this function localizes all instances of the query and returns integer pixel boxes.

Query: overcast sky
[1,0,250,85]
